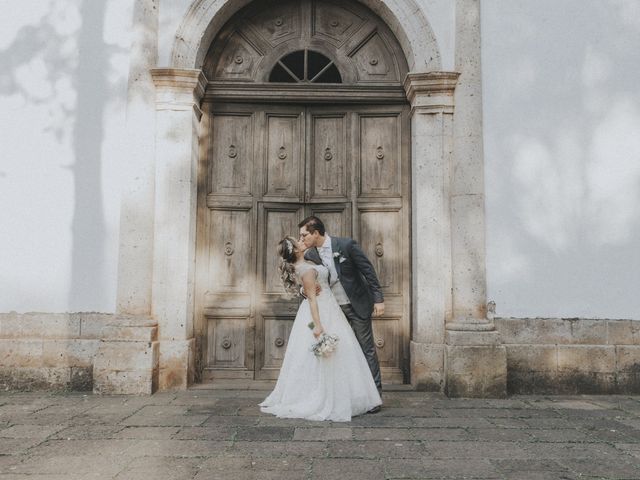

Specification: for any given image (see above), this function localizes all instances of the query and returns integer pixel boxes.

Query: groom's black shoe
[367,405,382,414]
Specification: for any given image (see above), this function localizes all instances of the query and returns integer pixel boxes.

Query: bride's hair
[277,236,300,296]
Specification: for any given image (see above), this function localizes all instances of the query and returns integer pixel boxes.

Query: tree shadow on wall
[0,1,127,311]
[482,0,640,317]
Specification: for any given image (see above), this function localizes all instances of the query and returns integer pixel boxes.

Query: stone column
[445,0,506,397]
[117,0,159,315]
[94,0,160,396]
[150,68,207,390]
[404,72,459,391]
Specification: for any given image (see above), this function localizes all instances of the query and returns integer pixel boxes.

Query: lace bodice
[295,262,330,289]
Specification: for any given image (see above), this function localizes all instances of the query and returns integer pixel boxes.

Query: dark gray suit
[305,236,384,391]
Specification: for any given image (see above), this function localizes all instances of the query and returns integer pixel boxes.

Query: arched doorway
[194,0,412,384]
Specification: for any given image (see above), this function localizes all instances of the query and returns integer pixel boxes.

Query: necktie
[318,247,330,283]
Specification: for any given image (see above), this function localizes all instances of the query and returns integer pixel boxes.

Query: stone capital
[151,68,208,114]
[403,71,460,113]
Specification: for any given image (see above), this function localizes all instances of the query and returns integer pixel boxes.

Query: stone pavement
[1,387,640,480]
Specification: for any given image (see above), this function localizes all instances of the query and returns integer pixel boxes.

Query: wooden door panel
[309,113,347,200]
[307,203,351,238]
[265,113,304,199]
[202,207,255,376]
[206,209,253,293]
[256,203,304,379]
[207,318,247,370]
[210,113,254,196]
[260,204,305,294]
[359,205,405,380]
[263,316,295,369]
[358,208,402,296]
[372,318,403,383]
[358,114,401,197]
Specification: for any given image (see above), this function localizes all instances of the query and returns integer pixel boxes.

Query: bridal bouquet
[308,322,339,357]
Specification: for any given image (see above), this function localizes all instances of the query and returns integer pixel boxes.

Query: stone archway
[171,0,441,73]
[146,0,459,391]
[115,0,504,396]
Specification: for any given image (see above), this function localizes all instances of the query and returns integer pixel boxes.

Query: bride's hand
[312,325,324,338]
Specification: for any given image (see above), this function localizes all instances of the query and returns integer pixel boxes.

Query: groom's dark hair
[298,215,325,236]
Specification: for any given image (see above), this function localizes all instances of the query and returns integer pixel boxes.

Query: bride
[259,236,382,422]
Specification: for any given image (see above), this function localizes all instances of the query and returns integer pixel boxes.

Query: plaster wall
[483,0,640,319]
[0,0,134,313]
[1,0,639,320]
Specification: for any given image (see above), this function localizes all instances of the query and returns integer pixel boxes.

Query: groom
[298,215,384,410]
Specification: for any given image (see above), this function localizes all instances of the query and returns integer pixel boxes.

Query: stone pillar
[150,68,207,390]
[445,0,506,397]
[117,0,159,315]
[404,72,459,391]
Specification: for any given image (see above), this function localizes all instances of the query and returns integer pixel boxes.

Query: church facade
[1,0,639,396]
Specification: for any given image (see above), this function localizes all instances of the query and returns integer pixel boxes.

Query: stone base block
[93,341,159,395]
[0,367,72,391]
[445,343,507,398]
[410,342,444,391]
[159,339,195,390]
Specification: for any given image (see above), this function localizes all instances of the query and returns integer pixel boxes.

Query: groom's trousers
[340,304,382,392]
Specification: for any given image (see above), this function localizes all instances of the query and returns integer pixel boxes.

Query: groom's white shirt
[319,235,350,305]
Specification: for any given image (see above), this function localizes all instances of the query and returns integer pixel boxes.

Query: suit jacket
[305,236,384,319]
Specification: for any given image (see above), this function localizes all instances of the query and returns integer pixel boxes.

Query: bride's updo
[277,236,299,296]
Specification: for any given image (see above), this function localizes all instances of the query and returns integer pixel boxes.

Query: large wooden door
[195,103,410,383]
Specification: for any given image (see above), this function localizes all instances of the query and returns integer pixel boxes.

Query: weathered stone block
[556,371,616,394]
[93,341,158,372]
[42,340,99,368]
[607,320,640,345]
[92,338,159,394]
[159,339,195,390]
[70,366,93,391]
[507,371,560,395]
[0,313,83,340]
[506,345,557,373]
[0,367,71,390]
[445,330,501,346]
[494,318,571,345]
[445,345,507,398]
[93,369,156,395]
[616,373,640,393]
[0,340,44,367]
[616,346,640,373]
[410,342,444,391]
[0,311,18,337]
[100,325,158,342]
[565,319,607,344]
[78,314,115,338]
[557,346,615,373]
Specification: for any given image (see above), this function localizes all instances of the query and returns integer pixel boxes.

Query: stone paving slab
[0,390,639,479]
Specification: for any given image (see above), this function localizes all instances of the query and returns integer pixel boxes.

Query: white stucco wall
[483,0,640,319]
[0,0,134,312]
[2,0,638,320]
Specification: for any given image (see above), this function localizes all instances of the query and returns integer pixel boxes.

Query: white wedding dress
[259,262,382,422]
